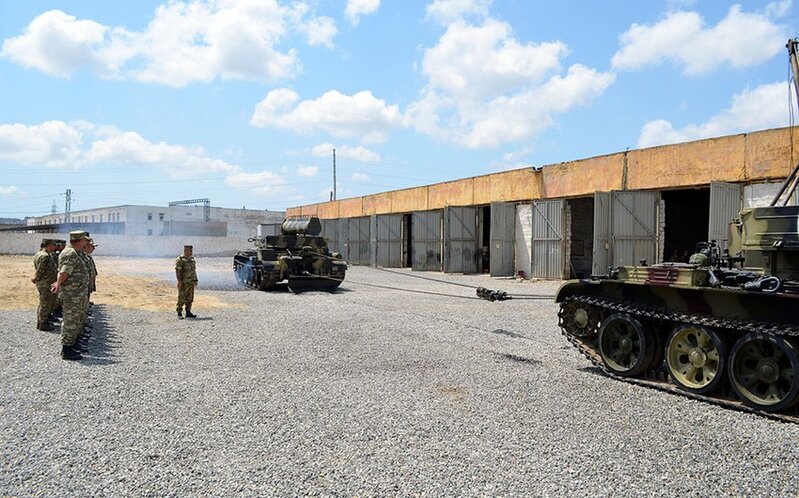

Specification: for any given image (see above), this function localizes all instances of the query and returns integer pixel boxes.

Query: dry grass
[0,255,243,312]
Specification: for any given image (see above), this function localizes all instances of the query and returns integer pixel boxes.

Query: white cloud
[407,16,614,148]
[250,88,402,143]
[224,170,289,195]
[0,120,84,167]
[297,165,319,177]
[0,186,21,195]
[637,82,788,147]
[351,172,371,182]
[311,143,380,162]
[1,1,336,86]
[612,4,787,75]
[346,0,381,25]
[0,120,238,173]
[302,16,337,48]
[426,0,491,24]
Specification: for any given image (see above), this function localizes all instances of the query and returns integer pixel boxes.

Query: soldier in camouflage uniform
[176,245,198,319]
[31,238,58,331]
[86,238,98,298]
[51,231,91,361]
[50,239,66,319]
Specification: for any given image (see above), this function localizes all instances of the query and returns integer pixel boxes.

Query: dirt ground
[0,255,243,312]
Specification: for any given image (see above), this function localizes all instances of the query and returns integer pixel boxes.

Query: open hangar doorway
[661,188,709,263]
[567,197,594,278]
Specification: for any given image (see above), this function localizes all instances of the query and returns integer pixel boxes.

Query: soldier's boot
[177,310,184,320]
[61,345,82,361]
[73,341,89,353]
[185,309,197,318]
[37,320,55,332]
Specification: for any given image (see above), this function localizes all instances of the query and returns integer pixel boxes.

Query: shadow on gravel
[498,353,541,365]
[578,365,606,376]
[186,316,213,321]
[82,304,119,366]
[490,328,527,339]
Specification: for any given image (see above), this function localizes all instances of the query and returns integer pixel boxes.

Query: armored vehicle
[233,216,347,293]
[556,38,799,421]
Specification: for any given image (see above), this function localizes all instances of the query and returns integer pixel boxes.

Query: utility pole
[50,199,57,214]
[332,148,337,201]
[64,188,72,223]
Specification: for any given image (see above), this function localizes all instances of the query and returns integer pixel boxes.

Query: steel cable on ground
[370,266,554,299]
[301,270,552,301]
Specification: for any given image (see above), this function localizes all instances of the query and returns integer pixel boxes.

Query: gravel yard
[2,257,798,496]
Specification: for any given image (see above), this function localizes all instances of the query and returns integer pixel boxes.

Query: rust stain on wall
[337,197,363,218]
[745,128,799,180]
[428,179,474,208]
[541,153,622,198]
[391,186,429,213]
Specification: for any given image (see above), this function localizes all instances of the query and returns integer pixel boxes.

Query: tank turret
[233,216,346,293]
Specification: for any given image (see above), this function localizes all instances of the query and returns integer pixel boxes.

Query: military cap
[184,245,193,250]
[69,230,90,242]
[41,238,54,246]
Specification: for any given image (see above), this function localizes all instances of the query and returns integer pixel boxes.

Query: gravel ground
[2,257,798,497]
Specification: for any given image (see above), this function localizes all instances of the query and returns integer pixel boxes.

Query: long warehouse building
[287,127,799,279]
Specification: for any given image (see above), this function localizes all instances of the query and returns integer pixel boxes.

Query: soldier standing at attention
[31,238,58,331]
[86,238,98,301]
[51,231,91,361]
[175,245,198,319]
[50,239,66,320]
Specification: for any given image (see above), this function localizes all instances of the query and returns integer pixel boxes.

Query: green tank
[556,205,799,421]
[233,216,347,293]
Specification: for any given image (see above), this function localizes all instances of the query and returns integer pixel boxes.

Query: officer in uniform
[31,238,58,331]
[51,230,91,361]
[175,245,198,319]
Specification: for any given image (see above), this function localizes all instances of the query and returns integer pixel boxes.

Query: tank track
[558,295,799,424]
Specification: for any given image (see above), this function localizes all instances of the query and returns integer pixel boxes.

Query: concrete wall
[1,232,249,257]
[286,126,799,219]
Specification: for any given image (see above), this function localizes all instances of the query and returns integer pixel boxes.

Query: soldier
[31,238,58,331]
[175,245,198,319]
[50,239,66,319]
[51,230,91,361]
[86,238,98,300]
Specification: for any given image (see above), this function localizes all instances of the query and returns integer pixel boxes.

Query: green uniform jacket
[175,256,197,283]
[33,249,58,285]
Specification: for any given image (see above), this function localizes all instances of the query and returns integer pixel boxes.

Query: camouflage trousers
[176,282,195,312]
[36,282,56,326]
[59,288,87,346]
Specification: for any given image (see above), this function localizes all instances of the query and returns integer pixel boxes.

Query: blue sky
[0,0,797,218]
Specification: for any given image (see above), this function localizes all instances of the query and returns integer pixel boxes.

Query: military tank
[233,216,347,293]
[556,205,799,421]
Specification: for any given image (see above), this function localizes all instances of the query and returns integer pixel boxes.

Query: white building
[27,204,285,237]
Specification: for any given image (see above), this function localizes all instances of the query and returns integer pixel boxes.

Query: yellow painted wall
[288,126,799,219]
[428,179,474,208]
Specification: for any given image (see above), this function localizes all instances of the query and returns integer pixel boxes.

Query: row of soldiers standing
[32,230,97,361]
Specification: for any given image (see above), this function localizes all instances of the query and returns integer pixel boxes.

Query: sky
[0,0,797,219]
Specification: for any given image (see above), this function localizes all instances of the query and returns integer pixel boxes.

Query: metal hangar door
[531,199,566,279]
[412,209,443,271]
[443,206,478,273]
[347,216,371,265]
[708,181,742,251]
[375,214,403,267]
[490,202,516,277]
[593,190,659,274]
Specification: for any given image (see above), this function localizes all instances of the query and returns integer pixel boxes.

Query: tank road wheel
[666,325,727,394]
[728,334,799,412]
[559,300,601,338]
[598,313,656,377]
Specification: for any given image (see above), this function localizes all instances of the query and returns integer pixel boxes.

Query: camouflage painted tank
[233,216,347,293]
[556,205,799,421]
